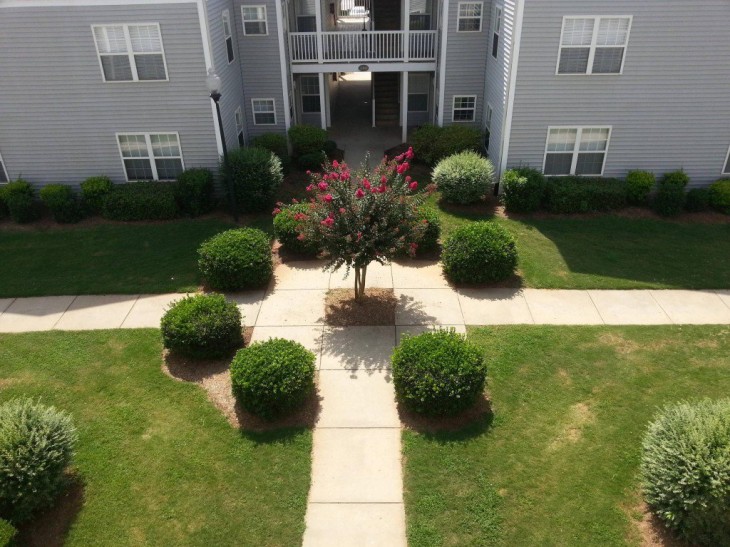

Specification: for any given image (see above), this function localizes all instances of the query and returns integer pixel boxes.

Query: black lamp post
[206,68,238,222]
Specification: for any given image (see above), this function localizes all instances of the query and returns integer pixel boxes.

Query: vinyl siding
[0,3,218,186]
[506,0,730,186]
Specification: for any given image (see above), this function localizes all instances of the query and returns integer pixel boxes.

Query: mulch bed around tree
[325,288,397,326]
[397,394,493,434]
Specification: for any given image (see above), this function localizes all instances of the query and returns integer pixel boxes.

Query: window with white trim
[457,2,483,32]
[558,16,632,75]
[723,145,730,175]
[235,107,245,146]
[410,0,432,31]
[0,151,8,183]
[484,103,493,153]
[544,127,611,176]
[117,133,184,181]
[408,73,430,113]
[452,95,476,122]
[242,5,268,35]
[295,0,316,32]
[92,24,168,82]
[222,10,235,63]
[491,6,502,58]
[300,76,321,113]
[252,99,276,125]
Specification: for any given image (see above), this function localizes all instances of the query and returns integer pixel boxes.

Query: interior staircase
[373,72,400,127]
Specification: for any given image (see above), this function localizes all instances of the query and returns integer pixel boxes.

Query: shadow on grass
[400,394,494,442]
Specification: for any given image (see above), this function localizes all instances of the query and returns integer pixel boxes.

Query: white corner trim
[274,0,292,130]
[437,0,450,127]
[195,0,224,157]
[498,0,524,177]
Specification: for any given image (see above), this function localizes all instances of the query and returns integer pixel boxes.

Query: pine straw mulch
[162,327,320,432]
[325,288,397,326]
[397,393,494,434]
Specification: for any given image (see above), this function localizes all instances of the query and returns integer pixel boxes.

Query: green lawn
[403,325,730,547]
[0,330,311,546]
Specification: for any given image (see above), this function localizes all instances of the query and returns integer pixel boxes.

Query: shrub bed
[102,182,179,221]
[222,147,283,213]
[626,170,656,206]
[3,180,40,223]
[685,188,711,212]
[198,228,273,291]
[80,176,113,215]
[288,125,327,158]
[0,398,77,523]
[433,151,494,205]
[640,398,730,545]
[709,179,730,214]
[252,133,291,173]
[161,293,243,359]
[297,151,327,172]
[501,167,546,213]
[273,203,320,256]
[39,184,83,223]
[411,125,481,165]
[392,330,487,417]
[416,206,441,254]
[175,168,215,217]
[544,176,627,214]
[230,338,316,419]
[653,170,689,217]
[442,222,517,284]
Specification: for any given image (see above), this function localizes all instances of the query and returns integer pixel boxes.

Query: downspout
[275,0,292,131]
[437,0,449,127]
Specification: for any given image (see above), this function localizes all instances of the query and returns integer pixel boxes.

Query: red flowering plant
[276,148,431,299]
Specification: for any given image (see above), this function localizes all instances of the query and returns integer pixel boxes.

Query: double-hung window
[222,10,235,63]
[252,99,276,125]
[723,146,730,175]
[295,0,316,32]
[557,16,632,75]
[544,127,611,176]
[0,151,8,183]
[457,2,483,32]
[300,76,321,113]
[235,107,245,146]
[242,6,268,35]
[408,73,430,113]
[410,0,432,30]
[92,24,168,82]
[491,6,502,58]
[452,95,476,122]
[117,133,184,181]
[484,104,493,153]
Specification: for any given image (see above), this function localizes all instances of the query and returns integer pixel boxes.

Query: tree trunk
[354,265,368,300]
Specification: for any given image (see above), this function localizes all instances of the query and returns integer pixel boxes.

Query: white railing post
[315,0,323,63]
[403,0,410,62]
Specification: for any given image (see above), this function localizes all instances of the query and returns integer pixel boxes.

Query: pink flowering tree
[280,148,430,299]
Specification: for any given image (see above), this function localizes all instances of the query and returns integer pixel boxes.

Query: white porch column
[315,0,323,63]
[401,71,409,143]
[319,72,327,129]
[403,0,410,62]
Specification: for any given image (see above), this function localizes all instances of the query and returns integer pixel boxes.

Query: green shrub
[273,203,320,256]
[501,167,546,213]
[433,151,494,204]
[39,184,82,223]
[653,183,686,217]
[0,188,8,219]
[175,168,215,217]
[297,151,327,172]
[410,124,444,165]
[685,188,711,212]
[80,176,113,215]
[323,140,338,158]
[102,182,179,221]
[230,338,316,420]
[626,170,656,206]
[222,147,283,213]
[544,177,628,214]
[442,222,517,284]
[0,518,16,546]
[661,170,691,188]
[416,206,441,254]
[640,398,730,545]
[198,228,273,291]
[0,398,77,523]
[251,133,291,173]
[288,125,327,158]
[392,330,487,417]
[709,179,730,214]
[160,293,243,359]
[4,179,40,223]
[410,125,481,166]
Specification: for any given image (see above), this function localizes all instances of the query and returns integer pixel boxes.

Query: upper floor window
[557,16,632,75]
[408,73,430,113]
[300,76,321,113]
[117,133,184,181]
[491,6,502,58]
[410,0,432,31]
[723,145,730,175]
[452,95,476,122]
[242,5,268,35]
[235,107,245,146]
[92,24,168,82]
[457,2,483,32]
[544,127,611,176]
[252,99,276,125]
[222,10,235,63]
[0,151,8,183]
[295,0,316,32]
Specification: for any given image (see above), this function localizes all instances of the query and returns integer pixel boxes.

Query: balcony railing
[289,30,437,64]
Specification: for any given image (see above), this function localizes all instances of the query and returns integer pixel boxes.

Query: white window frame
[252,98,277,125]
[91,23,169,83]
[723,145,730,175]
[408,73,430,113]
[300,75,321,114]
[241,5,269,36]
[0,151,8,183]
[235,106,245,146]
[452,95,477,122]
[491,5,502,58]
[116,132,184,182]
[457,2,483,33]
[556,16,633,76]
[222,9,235,63]
[542,126,612,177]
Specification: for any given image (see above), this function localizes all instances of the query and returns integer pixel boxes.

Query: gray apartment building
[1,0,729,188]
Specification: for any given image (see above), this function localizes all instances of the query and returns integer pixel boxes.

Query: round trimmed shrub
[433,151,494,205]
[626,170,656,206]
[223,147,283,213]
[161,293,243,359]
[288,124,327,158]
[80,176,113,215]
[501,167,546,213]
[251,133,291,173]
[416,206,441,254]
[39,184,82,223]
[709,179,730,214]
[273,204,319,256]
[174,168,215,217]
[230,338,316,420]
[661,170,691,188]
[392,330,487,417]
[198,228,273,290]
[4,180,40,224]
[0,398,77,523]
[640,398,730,545]
[442,222,517,284]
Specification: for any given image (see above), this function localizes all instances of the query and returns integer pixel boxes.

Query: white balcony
[289,30,438,64]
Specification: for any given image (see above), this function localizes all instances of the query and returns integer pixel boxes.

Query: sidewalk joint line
[586,290,606,325]
[119,294,140,328]
[51,295,77,330]
[648,290,675,325]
